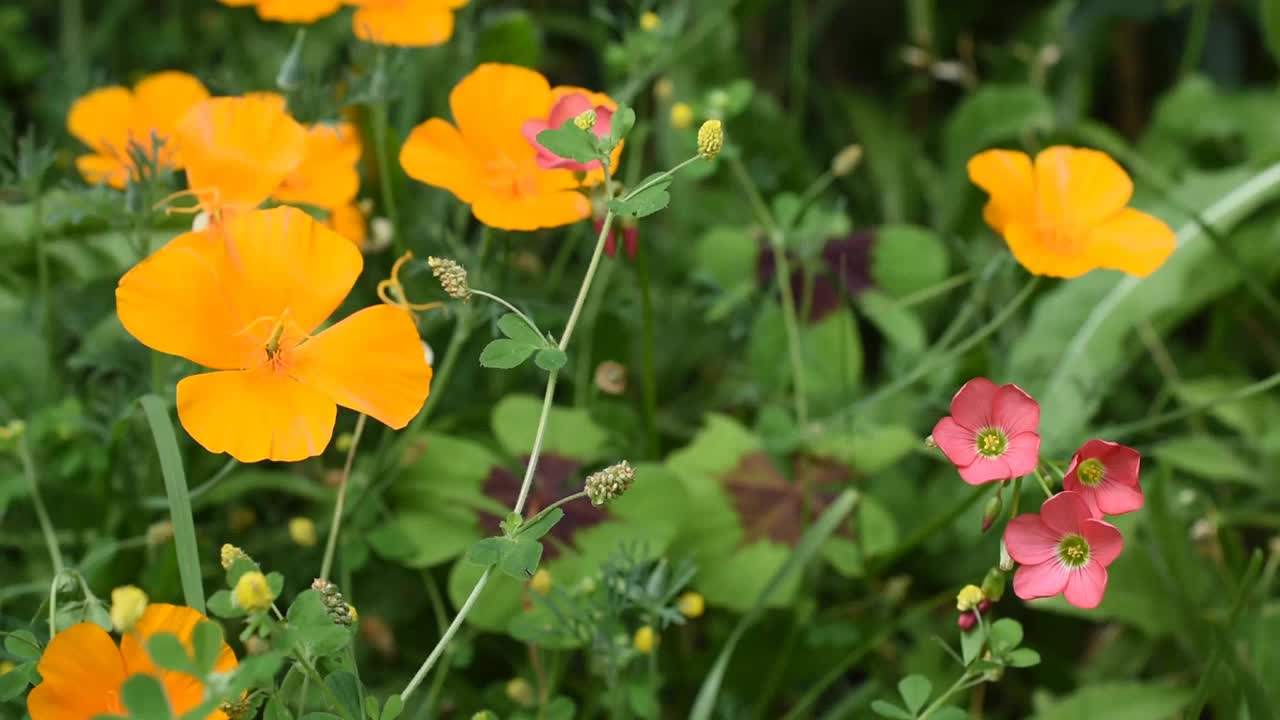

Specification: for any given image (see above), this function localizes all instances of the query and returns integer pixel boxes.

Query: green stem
[1008,477,1022,520]
[471,289,542,338]
[370,51,401,255]
[1100,369,1280,439]
[523,491,588,530]
[320,413,367,581]
[420,572,452,718]
[17,436,64,577]
[918,672,978,719]
[635,236,659,457]
[1032,470,1054,499]
[892,271,973,309]
[1178,0,1212,79]
[400,568,490,702]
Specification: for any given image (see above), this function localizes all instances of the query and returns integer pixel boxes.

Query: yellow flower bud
[831,144,864,178]
[956,584,985,612]
[233,571,275,613]
[632,625,658,654]
[289,517,318,547]
[529,568,552,595]
[505,677,535,706]
[677,592,705,618]
[349,604,359,624]
[670,102,694,130]
[640,11,661,31]
[696,120,724,160]
[110,585,149,633]
[220,543,249,570]
[574,109,597,131]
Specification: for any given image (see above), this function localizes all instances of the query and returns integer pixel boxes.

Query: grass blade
[140,394,205,614]
[690,489,859,720]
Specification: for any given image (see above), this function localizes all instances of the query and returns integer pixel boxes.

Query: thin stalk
[1178,0,1212,79]
[400,568,491,702]
[918,672,978,719]
[420,573,452,718]
[320,413,367,581]
[1032,470,1054,499]
[1100,369,1280,439]
[892,271,973,309]
[17,436,64,576]
[524,491,588,529]
[471,289,542,338]
[514,370,560,514]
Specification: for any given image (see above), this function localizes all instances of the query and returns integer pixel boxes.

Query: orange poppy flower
[67,71,209,189]
[176,95,307,220]
[400,63,622,231]
[116,206,432,462]
[968,146,1176,278]
[273,122,362,211]
[218,0,341,22]
[327,202,368,249]
[28,604,237,720]
[347,0,468,47]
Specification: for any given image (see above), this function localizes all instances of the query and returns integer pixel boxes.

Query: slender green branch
[320,413,367,581]
[18,437,64,576]
[471,289,543,339]
[918,671,978,719]
[400,568,491,702]
[524,491,589,530]
[1099,369,1280,439]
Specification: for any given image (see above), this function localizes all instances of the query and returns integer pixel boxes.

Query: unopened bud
[574,109,597,131]
[505,678,535,706]
[632,625,657,653]
[289,517,317,547]
[594,361,627,395]
[245,635,270,655]
[831,145,863,177]
[980,567,1006,602]
[110,585,149,633]
[981,493,1003,533]
[220,543,250,570]
[427,256,471,301]
[677,592,705,618]
[146,521,175,546]
[957,611,977,632]
[585,461,636,506]
[369,217,394,252]
[233,571,275,613]
[696,120,723,160]
[311,579,356,625]
[998,539,1014,572]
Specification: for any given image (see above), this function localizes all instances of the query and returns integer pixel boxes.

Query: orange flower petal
[67,86,134,155]
[219,206,364,335]
[967,149,1034,233]
[399,118,484,203]
[326,203,367,249]
[75,154,131,189]
[177,96,307,215]
[257,0,343,22]
[1087,208,1177,277]
[132,71,211,148]
[291,304,432,428]
[351,0,457,47]
[116,230,253,370]
[120,604,238,720]
[177,367,337,462]
[451,64,551,162]
[274,122,362,209]
[473,186,590,231]
[28,623,126,720]
[1002,221,1097,279]
[1033,146,1133,229]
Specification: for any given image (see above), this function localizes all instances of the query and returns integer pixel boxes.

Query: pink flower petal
[949,377,998,429]
[956,455,1016,485]
[1002,430,1041,477]
[1063,562,1108,609]
[932,416,978,469]
[1081,518,1123,566]
[1039,491,1091,535]
[1004,514,1060,564]
[592,105,615,139]
[992,383,1040,436]
[1013,559,1069,600]
[1092,480,1144,516]
[520,118,551,148]
[547,94,594,129]
[1096,439,1142,487]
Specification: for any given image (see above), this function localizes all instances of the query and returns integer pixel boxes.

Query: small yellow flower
[640,11,661,31]
[696,120,724,160]
[677,592,705,618]
[574,109,597,131]
[956,584,985,612]
[220,543,249,570]
[670,102,694,130]
[530,569,552,595]
[110,585,149,633]
[0,660,14,675]
[233,571,275,613]
[289,517,318,547]
[505,677,535,706]
[349,604,359,624]
[633,625,658,654]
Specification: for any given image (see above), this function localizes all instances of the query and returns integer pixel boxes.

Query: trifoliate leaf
[480,339,535,369]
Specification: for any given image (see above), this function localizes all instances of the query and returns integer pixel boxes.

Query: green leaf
[147,633,198,675]
[139,395,205,614]
[191,621,225,676]
[609,105,637,149]
[226,556,262,588]
[869,700,914,720]
[381,696,403,720]
[0,663,34,701]
[264,696,293,720]
[961,622,987,666]
[364,697,378,720]
[498,537,543,580]
[930,708,969,720]
[324,671,363,720]
[857,290,926,353]
[1007,647,1041,668]
[1030,683,1192,720]
[121,675,174,720]
[871,224,949,299]
[898,675,932,714]
[300,714,343,720]
[988,618,1024,655]
[497,313,544,346]
[518,508,563,541]
[286,591,350,657]
[480,339,536,369]
[466,537,508,567]
[492,394,609,460]
[858,496,899,558]
[229,652,287,694]
[1262,0,1280,64]
[534,348,568,371]
[536,119,600,164]
[368,509,480,569]
[609,178,672,218]
[4,629,40,660]
[1153,436,1258,485]
[207,590,244,619]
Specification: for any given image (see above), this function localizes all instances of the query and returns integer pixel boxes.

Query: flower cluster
[219,0,469,47]
[933,378,1145,609]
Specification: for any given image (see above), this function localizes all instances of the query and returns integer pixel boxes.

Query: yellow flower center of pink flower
[975,428,1007,458]
[1077,458,1105,487]
[1057,533,1090,568]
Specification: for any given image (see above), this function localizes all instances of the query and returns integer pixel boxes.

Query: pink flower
[1004,491,1123,609]
[1062,439,1143,518]
[521,93,614,172]
[931,377,1041,485]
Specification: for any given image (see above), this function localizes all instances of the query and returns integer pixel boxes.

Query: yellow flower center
[1057,534,1090,568]
[975,428,1007,458]
[1036,222,1087,255]
[1077,458,1105,487]
[235,309,308,370]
